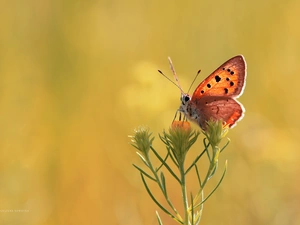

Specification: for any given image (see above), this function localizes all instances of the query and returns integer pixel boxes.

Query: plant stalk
[179,163,189,225]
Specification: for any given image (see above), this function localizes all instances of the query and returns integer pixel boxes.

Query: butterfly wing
[195,96,244,129]
[192,55,246,99]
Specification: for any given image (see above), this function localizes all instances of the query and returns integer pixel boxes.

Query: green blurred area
[0,0,300,224]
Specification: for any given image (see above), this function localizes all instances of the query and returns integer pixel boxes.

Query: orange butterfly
[162,55,247,130]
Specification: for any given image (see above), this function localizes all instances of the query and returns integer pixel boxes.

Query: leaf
[190,193,194,225]
[132,164,156,181]
[140,173,183,224]
[208,160,218,180]
[136,152,149,167]
[220,138,230,153]
[185,146,208,175]
[150,146,181,184]
[160,172,166,195]
[156,152,170,172]
[166,146,179,167]
[203,138,211,161]
[194,164,202,187]
[156,211,164,225]
[195,161,228,208]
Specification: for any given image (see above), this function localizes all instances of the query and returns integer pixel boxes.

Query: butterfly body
[178,55,247,130]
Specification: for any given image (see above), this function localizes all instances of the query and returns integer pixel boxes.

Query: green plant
[129,119,230,225]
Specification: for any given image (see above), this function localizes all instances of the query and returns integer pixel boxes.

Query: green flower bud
[130,126,154,155]
[161,121,199,167]
[203,119,228,148]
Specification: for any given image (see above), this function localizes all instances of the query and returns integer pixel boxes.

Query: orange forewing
[192,55,246,99]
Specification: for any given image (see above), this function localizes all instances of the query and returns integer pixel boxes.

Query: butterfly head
[179,93,192,116]
[179,93,202,126]
[180,93,191,106]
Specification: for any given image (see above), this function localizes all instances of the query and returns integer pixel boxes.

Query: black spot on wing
[215,75,221,82]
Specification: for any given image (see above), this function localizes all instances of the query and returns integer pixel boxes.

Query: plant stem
[194,145,218,208]
[179,163,189,225]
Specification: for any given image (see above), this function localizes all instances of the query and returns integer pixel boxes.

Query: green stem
[194,145,218,208]
[179,163,189,225]
[199,189,204,222]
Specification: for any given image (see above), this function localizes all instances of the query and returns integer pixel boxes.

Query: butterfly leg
[172,110,187,124]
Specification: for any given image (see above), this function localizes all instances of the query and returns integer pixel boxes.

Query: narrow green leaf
[130,144,140,151]
[194,213,201,225]
[195,161,228,208]
[150,146,181,184]
[203,138,211,161]
[140,173,183,224]
[156,152,170,172]
[203,138,209,148]
[159,133,168,145]
[194,164,202,187]
[132,164,156,181]
[208,160,218,179]
[190,192,194,225]
[185,147,208,175]
[136,152,149,167]
[156,211,164,225]
[167,146,179,167]
[160,172,166,195]
[220,139,230,153]
[188,132,200,148]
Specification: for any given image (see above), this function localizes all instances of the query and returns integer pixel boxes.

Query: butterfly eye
[184,96,190,102]
[181,95,190,105]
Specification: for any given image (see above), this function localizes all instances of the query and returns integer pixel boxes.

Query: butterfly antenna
[187,69,201,93]
[168,57,184,94]
[158,70,182,91]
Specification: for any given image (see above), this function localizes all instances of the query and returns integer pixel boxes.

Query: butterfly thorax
[179,93,200,124]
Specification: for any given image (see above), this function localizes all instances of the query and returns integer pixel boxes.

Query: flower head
[160,121,199,166]
[171,120,192,131]
[129,126,154,155]
[203,119,228,146]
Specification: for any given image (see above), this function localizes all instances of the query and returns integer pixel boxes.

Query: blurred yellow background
[0,0,300,224]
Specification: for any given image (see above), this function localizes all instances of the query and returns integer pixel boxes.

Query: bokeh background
[1,0,300,224]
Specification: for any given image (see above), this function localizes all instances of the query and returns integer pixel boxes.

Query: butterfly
[159,55,247,130]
